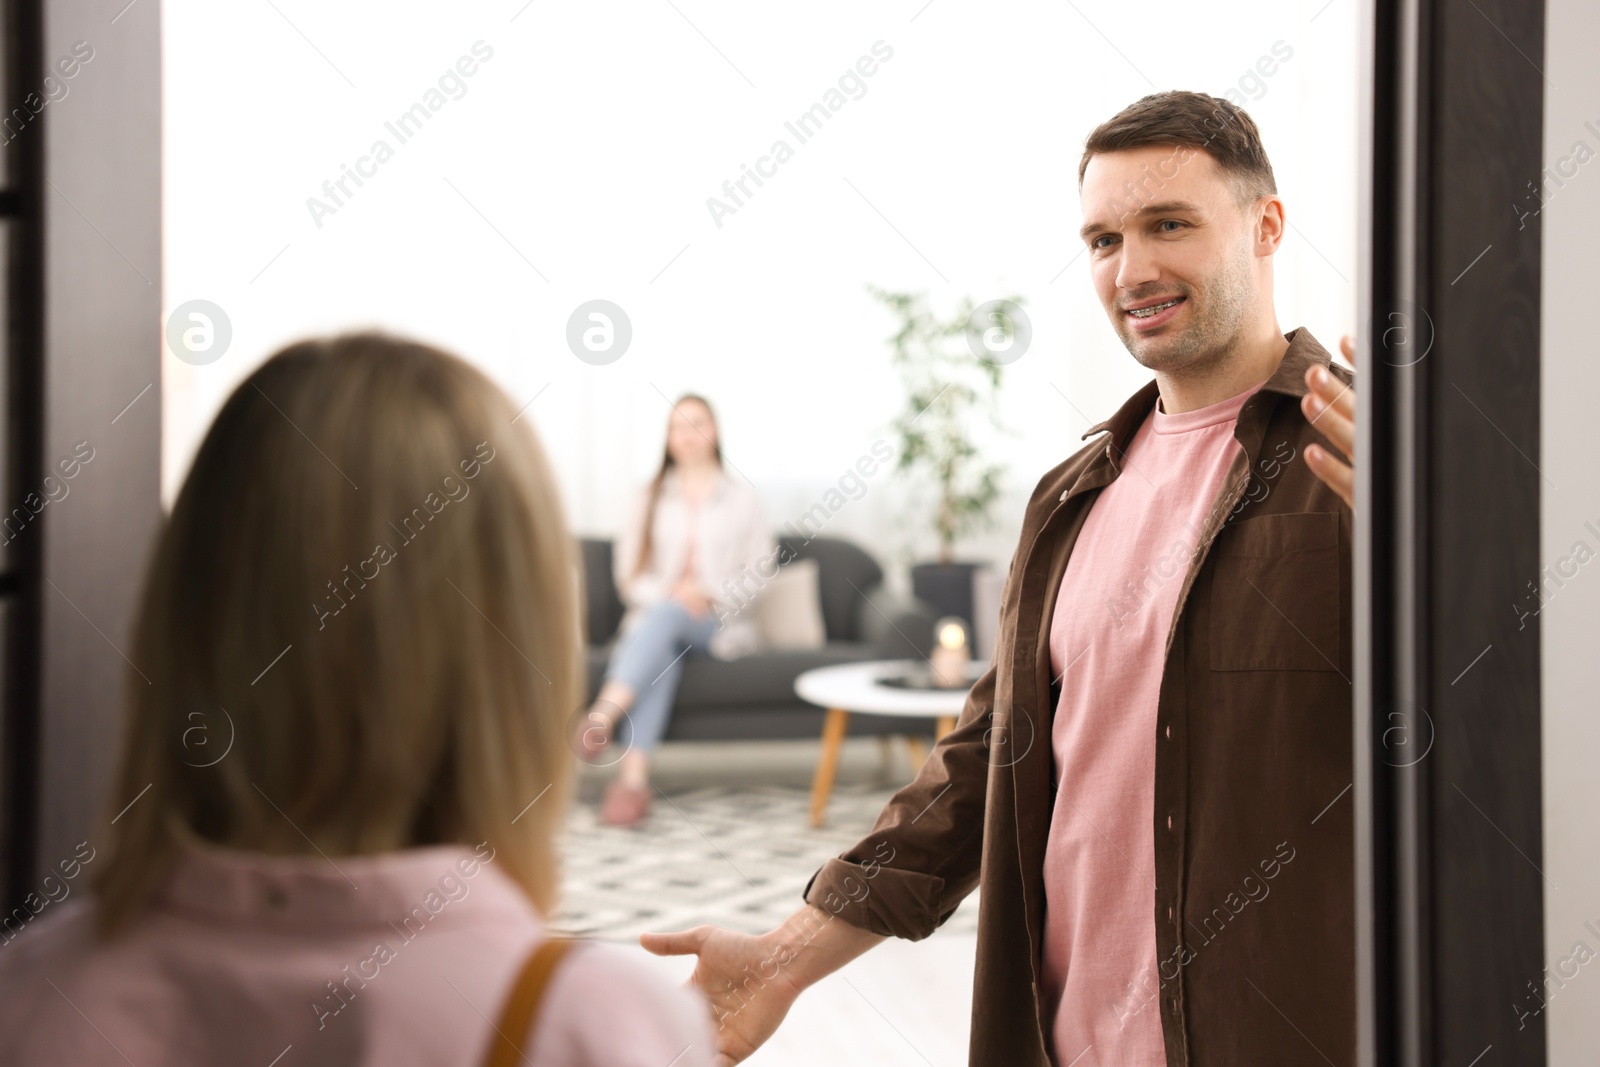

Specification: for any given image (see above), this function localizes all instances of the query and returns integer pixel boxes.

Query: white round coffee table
[795,658,985,828]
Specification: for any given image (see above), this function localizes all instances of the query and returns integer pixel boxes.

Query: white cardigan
[611,466,777,660]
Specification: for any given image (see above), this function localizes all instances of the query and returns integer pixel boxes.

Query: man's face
[1079,145,1265,377]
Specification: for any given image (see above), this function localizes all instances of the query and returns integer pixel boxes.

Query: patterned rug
[551,781,981,941]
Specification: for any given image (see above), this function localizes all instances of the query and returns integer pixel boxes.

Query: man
[642,90,1360,1066]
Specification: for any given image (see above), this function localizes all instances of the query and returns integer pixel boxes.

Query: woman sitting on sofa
[577,394,776,826]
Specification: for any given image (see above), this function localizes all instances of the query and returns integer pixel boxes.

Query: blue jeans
[603,599,716,754]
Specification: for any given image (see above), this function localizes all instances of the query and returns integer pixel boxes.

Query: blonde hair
[92,332,581,936]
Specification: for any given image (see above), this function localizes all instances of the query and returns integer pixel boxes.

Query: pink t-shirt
[1040,378,1265,1066]
[0,843,715,1067]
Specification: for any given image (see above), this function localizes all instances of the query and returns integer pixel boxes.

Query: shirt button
[1168,905,1174,921]
[1167,813,1174,830]
[1059,489,1069,502]
[1164,724,1171,739]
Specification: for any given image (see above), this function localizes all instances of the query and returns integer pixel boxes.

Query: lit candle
[930,616,970,688]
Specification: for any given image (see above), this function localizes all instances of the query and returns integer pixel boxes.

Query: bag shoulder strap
[482,936,581,1067]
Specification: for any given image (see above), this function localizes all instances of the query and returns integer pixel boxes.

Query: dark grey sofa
[580,535,941,741]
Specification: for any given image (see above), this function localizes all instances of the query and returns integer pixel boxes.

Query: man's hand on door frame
[1303,334,1356,509]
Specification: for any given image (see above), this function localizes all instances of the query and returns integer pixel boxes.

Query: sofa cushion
[754,558,826,649]
[777,536,883,643]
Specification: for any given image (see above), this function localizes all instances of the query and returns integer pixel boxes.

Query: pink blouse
[612,467,775,660]
[679,497,701,581]
[0,843,716,1067]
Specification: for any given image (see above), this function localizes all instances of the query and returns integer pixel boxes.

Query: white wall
[162,0,1357,584]
[1541,0,1600,1057]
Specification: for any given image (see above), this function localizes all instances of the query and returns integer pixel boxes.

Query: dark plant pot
[911,561,983,636]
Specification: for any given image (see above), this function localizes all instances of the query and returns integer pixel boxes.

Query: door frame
[1357,0,1547,1062]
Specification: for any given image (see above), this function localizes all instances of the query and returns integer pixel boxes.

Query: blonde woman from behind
[0,334,715,1067]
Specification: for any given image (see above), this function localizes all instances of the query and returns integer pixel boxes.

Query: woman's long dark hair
[631,394,722,581]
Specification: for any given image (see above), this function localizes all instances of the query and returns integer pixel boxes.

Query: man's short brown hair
[1078,90,1277,204]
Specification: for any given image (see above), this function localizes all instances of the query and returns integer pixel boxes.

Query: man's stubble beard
[1116,241,1255,382]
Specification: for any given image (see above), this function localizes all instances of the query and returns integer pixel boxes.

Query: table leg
[936,715,957,740]
[809,708,851,828]
[903,734,928,769]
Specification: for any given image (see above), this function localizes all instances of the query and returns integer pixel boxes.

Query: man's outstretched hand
[641,906,888,1065]
[1303,333,1356,509]
[639,922,806,1067]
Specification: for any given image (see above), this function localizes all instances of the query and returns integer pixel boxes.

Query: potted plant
[871,285,1021,632]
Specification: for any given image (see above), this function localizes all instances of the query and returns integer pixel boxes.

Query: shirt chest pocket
[1208,511,1344,672]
